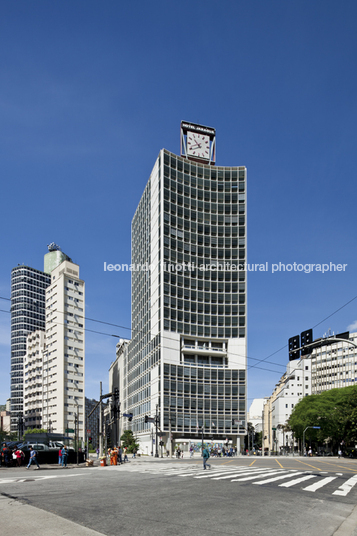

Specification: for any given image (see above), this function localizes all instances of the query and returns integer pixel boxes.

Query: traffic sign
[65,428,75,433]
[312,426,321,429]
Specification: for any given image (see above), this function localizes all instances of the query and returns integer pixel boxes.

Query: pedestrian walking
[26,447,40,470]
[58,448,62,465]
[123,447,128,462]
[15,448,24,467]
[96,447,99,459]
[61,446,68,468]
[4,446,11,467]
[202,447,211,470]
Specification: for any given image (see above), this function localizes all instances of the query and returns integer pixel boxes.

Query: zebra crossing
[99,462,357,497]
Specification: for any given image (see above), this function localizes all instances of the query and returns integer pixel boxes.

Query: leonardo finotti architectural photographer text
[103,261,347,274]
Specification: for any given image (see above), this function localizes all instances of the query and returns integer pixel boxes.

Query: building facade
[10,265,51,431]
[310,332,357,393]
[41,260,85,441]
[23,330,46,429]
[248,398,265,434]
[263,357,312,453]
[123,123,247,453]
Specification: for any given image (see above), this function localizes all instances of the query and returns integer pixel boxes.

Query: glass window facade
[126,149,247,439]
[10,266,51,431]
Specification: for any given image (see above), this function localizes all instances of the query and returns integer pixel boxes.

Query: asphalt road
[1,455,357,536]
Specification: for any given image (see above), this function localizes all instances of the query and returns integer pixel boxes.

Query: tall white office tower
[124,122,247,453]
[42,260,85,441]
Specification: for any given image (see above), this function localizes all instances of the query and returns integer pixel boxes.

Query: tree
[23,428,48,440]
[254,431,262,450]
[288,385,357,452]
[120,430,139,453]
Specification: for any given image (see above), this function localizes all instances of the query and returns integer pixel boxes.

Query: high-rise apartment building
[10,265,51,431]
[23,330,46,429]
[310,331,357,393]
[122,122,247,452]
[42,260,85,440]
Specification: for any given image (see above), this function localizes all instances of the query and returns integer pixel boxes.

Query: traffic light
[145,415,149,423]
[288,335,300,361]
[114,387,119,402]
[128,413,133,422]
[301,329,313,356]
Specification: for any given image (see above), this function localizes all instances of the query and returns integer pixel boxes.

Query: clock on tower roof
[180,121,216,165]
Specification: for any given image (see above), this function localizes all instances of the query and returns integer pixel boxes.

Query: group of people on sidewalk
[1,443,25,467]
[58,446,70,467]
[108,446,131,465]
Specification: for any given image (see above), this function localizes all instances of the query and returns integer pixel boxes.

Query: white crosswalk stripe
[232,470,298,482]
[303,476,337,492]
[332,474,357,496]
[253,471,305,485]
[279,474,316,488]
[92,463,357,497]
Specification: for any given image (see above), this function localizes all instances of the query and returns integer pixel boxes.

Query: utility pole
[155,404,159,458]
[169,414,172,458]
[99,382,103,457]
[201,425,204,456]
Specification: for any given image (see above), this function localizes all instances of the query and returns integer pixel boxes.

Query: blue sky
[1,0,357,407]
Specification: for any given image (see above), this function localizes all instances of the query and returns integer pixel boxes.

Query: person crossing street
[26,447,40,470]
[202,446,211,470]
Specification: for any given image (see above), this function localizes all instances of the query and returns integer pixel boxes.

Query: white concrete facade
[248,398,265,433]
[263,357,312,453]
[42,260,85,441]
[23,330,46,429]
[310,332,357,393]
[125,145,247,455]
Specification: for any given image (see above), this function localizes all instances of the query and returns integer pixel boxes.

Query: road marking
[275,459,284,468]
[279,474,316,488]
[0,473,86,485]
[253,471,305,485]
[333,474,357,496]
[212,468,278,481]
[249,459,256,467]
[232,469,290,482]
[195,468,257,479]
[303,476,337,492]
[294,459,322,471]
[305,459,357,474]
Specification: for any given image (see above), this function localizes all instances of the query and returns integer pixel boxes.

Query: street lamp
[302,426,320,456]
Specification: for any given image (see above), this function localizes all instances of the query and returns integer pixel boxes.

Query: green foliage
[120,430,139,453]
[23,428,48,439]
[288,386,357,449]
[0,431,17,442]
[254,431,262,449]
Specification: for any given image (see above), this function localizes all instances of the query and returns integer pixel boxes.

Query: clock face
[187,132,210,160]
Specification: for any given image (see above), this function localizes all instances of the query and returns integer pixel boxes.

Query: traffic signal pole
[155,404,159,458]
[99,382,103,457]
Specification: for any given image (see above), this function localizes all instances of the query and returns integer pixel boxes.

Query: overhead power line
[1,292,357,376]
